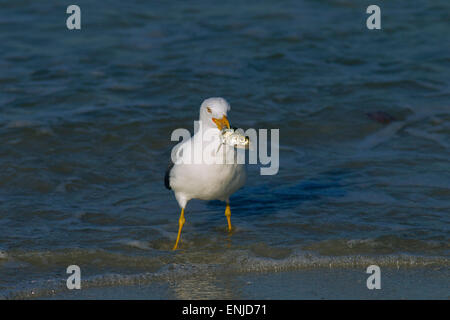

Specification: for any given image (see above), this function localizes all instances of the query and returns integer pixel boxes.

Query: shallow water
[0,0,449,298]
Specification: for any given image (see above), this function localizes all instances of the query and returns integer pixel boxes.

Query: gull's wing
[164,137,190,190]
[164,162,174,190]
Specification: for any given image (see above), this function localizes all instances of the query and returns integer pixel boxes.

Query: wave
[2,249,448,299]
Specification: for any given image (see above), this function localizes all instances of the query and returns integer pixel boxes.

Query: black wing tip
[164,162,174,190]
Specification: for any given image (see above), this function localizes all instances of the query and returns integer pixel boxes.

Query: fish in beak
[212,115,230,130]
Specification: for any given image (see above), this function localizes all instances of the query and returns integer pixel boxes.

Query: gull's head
[199,97,231,130]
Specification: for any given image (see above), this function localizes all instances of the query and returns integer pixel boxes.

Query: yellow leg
[172,208,185,250]
[225,202,232,232]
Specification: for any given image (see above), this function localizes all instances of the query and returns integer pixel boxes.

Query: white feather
[168,98,246,208]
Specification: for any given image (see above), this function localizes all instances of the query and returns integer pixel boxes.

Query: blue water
[0,0,449,298]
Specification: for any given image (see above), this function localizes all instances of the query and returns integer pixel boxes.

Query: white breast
[169,131,247,205]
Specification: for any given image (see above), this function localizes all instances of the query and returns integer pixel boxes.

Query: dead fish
[221,128,250,149]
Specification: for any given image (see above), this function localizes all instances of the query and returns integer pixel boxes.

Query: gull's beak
[212,115,230,130]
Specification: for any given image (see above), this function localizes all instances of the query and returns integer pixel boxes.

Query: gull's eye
[206,107,212,113]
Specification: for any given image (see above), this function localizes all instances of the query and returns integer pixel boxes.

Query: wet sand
[44,267,449,300]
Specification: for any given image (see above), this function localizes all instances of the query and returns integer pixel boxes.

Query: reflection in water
[169,273,236,300]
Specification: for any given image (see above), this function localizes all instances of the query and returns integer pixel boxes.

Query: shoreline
[30,267,449,300]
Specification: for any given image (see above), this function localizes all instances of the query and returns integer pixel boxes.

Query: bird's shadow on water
[206,169,348,217]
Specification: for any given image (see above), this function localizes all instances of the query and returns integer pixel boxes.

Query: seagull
[165,97,247,250]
